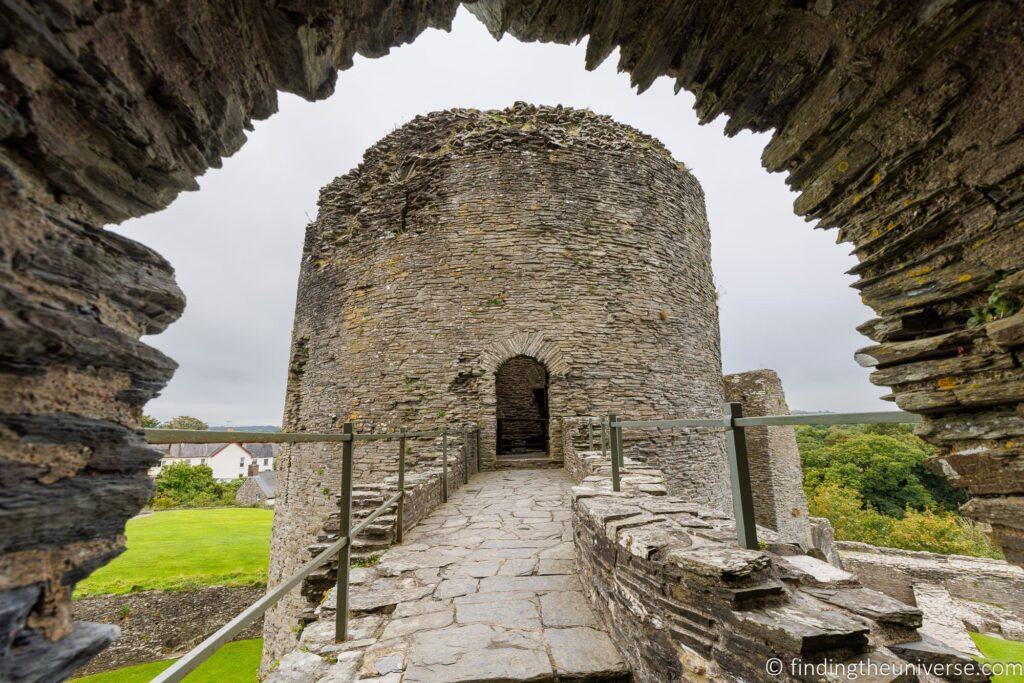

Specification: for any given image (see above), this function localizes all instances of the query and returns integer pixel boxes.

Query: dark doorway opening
[495,355,549,457]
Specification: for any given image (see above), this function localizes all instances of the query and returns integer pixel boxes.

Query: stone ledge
[568,450,980,682]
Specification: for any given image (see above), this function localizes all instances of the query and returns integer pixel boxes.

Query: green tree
[141,414,161,428]
[807,484,1001,559]
[807,484,893,546]
[889,509,1001,558]
[802,432,936,517]
[162,415,209,430]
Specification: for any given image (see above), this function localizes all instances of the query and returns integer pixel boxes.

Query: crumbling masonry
[2,1,1023,679]
[265,105,730,662]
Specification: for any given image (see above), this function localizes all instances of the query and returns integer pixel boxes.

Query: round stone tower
[264,103,728,659]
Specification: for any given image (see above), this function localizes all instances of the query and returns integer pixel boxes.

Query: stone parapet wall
[73,586,264,676]
[570,452,985,682]
[561,417,596,485]
[837,541,1024,620]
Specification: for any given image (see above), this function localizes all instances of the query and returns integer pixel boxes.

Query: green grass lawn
[973,633,1024,683]
[75,508,273,597]
[72,638,261,682]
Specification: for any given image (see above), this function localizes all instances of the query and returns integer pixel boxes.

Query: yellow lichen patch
[907,265,934,277]
[870,227,880,238]
[852,194,862,205]
[872,173,882,185]
[837,161,849,173]
[937,377,958,390]
[957,273,973,283]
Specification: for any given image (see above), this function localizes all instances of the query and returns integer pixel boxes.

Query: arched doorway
[495,355,549,458]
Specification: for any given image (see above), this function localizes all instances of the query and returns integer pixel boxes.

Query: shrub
[888,508,1002,559]
[152,462,241,508]
[807,484,893,546]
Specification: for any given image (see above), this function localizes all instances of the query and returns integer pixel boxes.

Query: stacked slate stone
[3,1,1023,676]
[570,451,986,682]
[269,102,728,663]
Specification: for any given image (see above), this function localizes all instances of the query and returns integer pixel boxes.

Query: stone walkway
[272,469,628,682]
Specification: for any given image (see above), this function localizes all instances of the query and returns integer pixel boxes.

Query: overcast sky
[112,9,887,426]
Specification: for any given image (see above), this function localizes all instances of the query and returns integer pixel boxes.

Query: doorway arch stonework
[1,1,1023,676]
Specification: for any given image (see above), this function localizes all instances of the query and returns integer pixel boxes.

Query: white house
[151,442,278,480]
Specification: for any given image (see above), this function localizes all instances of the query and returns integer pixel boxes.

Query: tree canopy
[161,415,209,430]
[797,424,994,558]
[798,424,965,516]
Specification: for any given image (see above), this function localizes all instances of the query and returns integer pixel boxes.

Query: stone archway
[2,1,1023,675]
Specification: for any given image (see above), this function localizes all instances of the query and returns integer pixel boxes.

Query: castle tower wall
[723,369,813,547]
[264,104,728,659]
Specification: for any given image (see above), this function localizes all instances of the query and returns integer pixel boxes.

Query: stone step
[492,458,565,470]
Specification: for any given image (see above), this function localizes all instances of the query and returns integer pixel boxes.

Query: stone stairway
[300,485,400,623]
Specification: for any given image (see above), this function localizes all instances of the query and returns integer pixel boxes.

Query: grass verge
[973,632,1024,683]
[71,637,261,682]
[75,508,272,598]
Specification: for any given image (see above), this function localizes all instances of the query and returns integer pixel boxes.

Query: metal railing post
[724,402,758,550]
[462,426,469,484]
[600,417,608,458]
[442,427,449,502]
[608,412,621,492]
[396,429,406,544]
[335,421,354,642]
[616,419,625,469]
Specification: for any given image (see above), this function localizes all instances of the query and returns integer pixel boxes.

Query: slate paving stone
[380,608,455,640]
[433,578,478,599]
[544,627,627,678]
[540,591,600,628]
[454,597,542,629]
[287,470,628,681]
[537,558,574,575]
[498,558,538,576]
